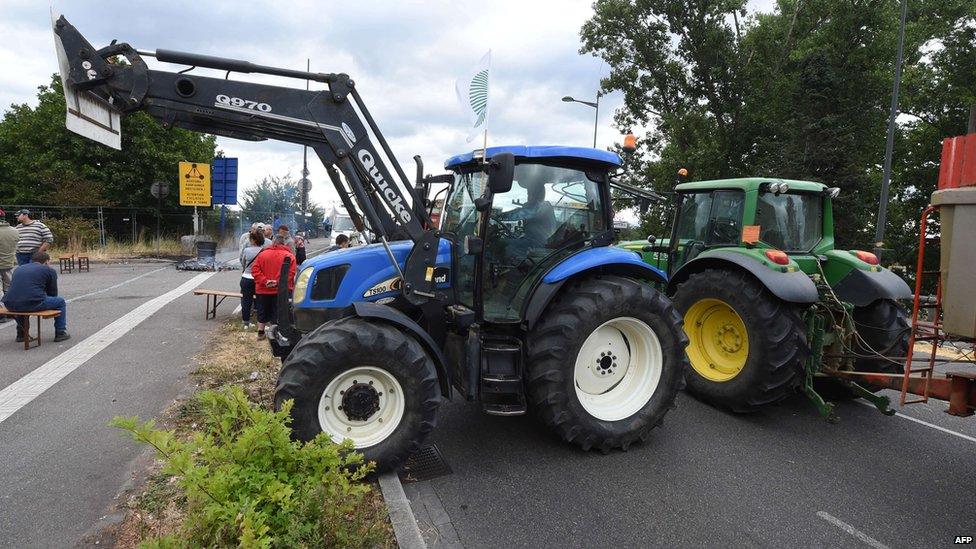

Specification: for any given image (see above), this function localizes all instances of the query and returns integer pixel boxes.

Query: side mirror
[639,197,651,214]
[487,152,515,194]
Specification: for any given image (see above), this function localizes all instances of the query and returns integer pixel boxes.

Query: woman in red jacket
[251,234,297,340]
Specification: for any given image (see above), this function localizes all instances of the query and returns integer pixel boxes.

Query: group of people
[0,208,69,342]
[238,222,302,339]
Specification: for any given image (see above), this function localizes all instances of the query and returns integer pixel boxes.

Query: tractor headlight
[777,183,790,194]
[829,187,841,198]
[293,267,313,303]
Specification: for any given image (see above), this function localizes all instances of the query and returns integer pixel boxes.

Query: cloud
[3,0,632,212]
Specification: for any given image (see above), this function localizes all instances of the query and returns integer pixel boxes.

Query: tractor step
[480,338,527,415]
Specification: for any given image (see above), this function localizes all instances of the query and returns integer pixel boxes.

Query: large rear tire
[274,317,440,472]
[527,275,687,452]
[673,269,806,412]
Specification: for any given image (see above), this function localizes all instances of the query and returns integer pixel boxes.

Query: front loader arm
[54,15,441,304]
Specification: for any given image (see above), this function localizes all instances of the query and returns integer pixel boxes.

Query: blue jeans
[16,252,33,266]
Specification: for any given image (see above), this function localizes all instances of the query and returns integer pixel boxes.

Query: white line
[856,400,976,444]
[0,272,214,425]
[817,511,889,549]
[232,304,242,316]
[0,265,171,331]
[378,471,427,549]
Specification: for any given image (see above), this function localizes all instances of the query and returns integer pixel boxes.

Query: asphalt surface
[412,378,976,548]
[0,240,328,548]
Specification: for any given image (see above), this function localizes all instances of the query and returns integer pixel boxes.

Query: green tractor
[622,176,913,420]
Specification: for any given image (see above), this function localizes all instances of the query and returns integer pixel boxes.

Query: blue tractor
[54,18,688,472]
[276,146,689,470]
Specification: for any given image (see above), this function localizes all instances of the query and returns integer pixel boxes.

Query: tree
[581,0,974,252]
[0,75,216,208]
[241,173,325,231]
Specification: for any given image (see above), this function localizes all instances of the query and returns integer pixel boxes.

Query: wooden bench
[193,289,243,320]
[0,308,62,350]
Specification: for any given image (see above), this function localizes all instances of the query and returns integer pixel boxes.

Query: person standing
[14,209,54,266]
[239,222,264,251]
[277,224,296,254]
[2,252,70,342]
[326,233,350,252]
[294,231,307,265]
[239,230,265,330]
[251,234,296,340]
[0,209,17,323]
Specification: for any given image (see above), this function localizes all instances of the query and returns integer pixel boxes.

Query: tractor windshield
[755,192,823,252]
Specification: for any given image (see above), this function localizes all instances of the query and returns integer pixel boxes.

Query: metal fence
[0,204,322,247]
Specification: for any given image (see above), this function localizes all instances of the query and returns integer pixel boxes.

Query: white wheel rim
[573,317,663,421]
[318,366,405,449]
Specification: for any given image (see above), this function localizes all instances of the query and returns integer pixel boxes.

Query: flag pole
[482,50,491,163]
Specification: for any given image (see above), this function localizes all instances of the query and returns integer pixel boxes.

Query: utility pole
[874,0,908,260]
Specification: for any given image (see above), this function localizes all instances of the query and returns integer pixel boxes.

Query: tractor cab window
[441,170,487,307]
[756,192,823,252]
[484,163,606,321]
[675,190,744,246]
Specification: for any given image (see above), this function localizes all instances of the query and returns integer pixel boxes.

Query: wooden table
[193,289,243,320]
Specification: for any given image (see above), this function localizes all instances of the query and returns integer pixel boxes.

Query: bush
[111,387,390,548]
[44,216,100,252]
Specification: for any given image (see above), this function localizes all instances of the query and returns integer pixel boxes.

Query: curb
[378,472,427,549]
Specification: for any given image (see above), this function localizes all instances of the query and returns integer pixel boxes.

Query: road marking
[232,304,242,316]
[0,265,171,331]
[378,472,427,549]
[856,400,976,444]
[817,511,889,549]
[0,272,214,425]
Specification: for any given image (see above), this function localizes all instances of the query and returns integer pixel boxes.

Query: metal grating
[398,444,452,483]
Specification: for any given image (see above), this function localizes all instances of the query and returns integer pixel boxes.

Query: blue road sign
[211,157,238,205]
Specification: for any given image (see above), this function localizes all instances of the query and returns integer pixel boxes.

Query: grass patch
[104,320,395,549]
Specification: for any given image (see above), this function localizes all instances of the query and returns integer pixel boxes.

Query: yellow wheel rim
[683,298,749,382]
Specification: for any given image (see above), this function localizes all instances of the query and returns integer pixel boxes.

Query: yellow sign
[178,161,211,206]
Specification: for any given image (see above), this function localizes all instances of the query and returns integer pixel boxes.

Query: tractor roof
[675,177,827,193]
[444,145,621,170]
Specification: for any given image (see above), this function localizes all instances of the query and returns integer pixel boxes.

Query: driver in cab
[496,179,556,248]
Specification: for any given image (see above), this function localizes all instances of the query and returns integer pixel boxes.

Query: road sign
[150,180,170,199]
[211,157,238,205]
[179,161,211,206]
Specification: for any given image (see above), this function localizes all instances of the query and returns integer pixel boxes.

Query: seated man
[1,252,70,342]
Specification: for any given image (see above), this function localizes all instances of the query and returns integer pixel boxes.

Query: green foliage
[240,173,325,228]
[0,75,216,207]
[583,0,976,258]
[111,387,388,549]
[44,216,99,251]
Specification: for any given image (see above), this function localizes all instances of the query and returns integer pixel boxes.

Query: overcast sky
[1,0,775,214]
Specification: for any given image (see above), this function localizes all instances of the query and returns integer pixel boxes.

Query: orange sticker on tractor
[742,225,761,244]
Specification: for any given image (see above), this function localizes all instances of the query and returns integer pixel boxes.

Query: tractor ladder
[900,205,976,415]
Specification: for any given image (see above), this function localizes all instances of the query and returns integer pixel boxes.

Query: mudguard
[524,246,668,330]
[832,267,913,307]
[667,250,819,304]
[351,301,452,399]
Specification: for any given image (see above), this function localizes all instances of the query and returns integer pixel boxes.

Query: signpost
[179,161,211,234]
[151,180,170,258]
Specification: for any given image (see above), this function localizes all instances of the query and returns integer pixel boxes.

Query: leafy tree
[582,0,974,253]
[0,75,216,208]
[241,173,325,230]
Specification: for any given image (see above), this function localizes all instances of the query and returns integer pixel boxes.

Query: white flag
[455,50,491,143]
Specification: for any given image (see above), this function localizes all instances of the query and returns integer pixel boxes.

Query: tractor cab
[664,178,838,273]
[441,146,620,323]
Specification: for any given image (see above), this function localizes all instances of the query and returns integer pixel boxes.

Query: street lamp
[562,92,601,148]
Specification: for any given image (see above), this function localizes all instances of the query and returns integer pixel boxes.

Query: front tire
[274,317,440,472]
[527,275,687,452]
[673,269,806,412]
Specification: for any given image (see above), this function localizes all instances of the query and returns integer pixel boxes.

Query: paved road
[0,240,329,547]
[410,380,976,548]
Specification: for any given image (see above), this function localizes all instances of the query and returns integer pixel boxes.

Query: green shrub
[111,387,389,548]
[44,216,100,252]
